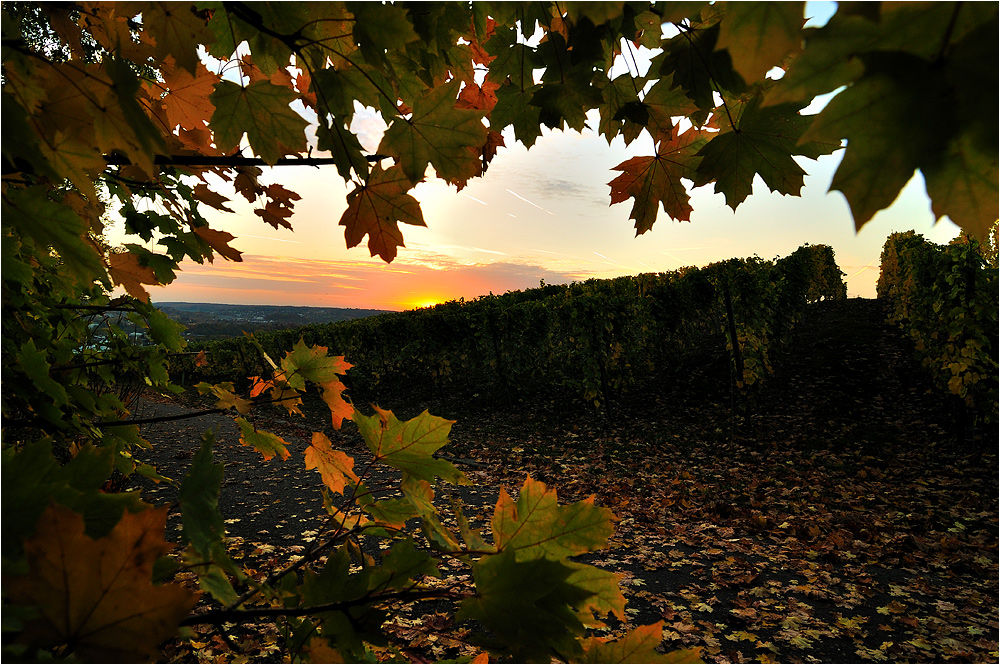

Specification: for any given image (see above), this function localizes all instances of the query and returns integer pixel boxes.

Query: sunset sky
[122,2,962,312]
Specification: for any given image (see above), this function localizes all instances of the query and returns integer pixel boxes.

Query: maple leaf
[210,80,308,165]
[141,2,212,75]
[194,226,243,262]
[716,2,805,84]
[608,125,709,234]
[254,200,294,230]
[457,548,592,662]
[694,87,839,209]
[196,381,252,414]
[800,58,959,231]
[919,132,997,240]
[456,80,500,112]
[304,432,359,495]
[319,379,353,429]
[339,164,426,263]
[233,165,265,202]
[578,622,703,663]
[491,476,616,561]
[108,251,160,302]
[192,183,234,213]
[377,80,488,185]
[159,58,219,130]
[490,83,544,148]
[280,337,352,390]
[6,504,197,662]
[236,417,290,461]
[353,407,467,485]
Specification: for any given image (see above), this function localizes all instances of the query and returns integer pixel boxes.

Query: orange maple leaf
[339,164,426,262]
[194,226,243,262]
[456,81,500,113]
[304,432,359,495]
[320,379,354,429]
[6,504,197,662]
[192,183,234,212]
[159,58,219,131]
[108,251,159,302]
[608,125,708,234]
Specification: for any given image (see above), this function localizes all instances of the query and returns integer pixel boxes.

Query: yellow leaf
[6,504,198,662]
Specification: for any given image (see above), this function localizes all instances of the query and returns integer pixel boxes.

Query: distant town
[154,302,391,341]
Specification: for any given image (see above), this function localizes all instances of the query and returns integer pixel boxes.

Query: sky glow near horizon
[124,2,963,312]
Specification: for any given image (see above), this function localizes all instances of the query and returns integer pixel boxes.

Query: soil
[133,298,998,663]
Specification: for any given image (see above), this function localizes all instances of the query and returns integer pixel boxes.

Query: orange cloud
[151,254,585,310]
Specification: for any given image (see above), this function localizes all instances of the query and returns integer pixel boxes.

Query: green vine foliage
[0,1,995,662]
[877,230,999,426]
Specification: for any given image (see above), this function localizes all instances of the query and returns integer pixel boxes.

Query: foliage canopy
[2,1,997,662]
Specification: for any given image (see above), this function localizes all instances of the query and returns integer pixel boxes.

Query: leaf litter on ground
[135,299,997,663]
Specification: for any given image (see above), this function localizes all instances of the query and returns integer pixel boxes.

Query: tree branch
[180,588,465,627]
[101,154,387,168]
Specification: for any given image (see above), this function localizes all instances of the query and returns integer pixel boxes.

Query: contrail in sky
[463,193,489,205]
[593,252,624,265]
[506,188,555,215]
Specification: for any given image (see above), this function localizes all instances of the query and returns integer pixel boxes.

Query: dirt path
[136,298,997,663]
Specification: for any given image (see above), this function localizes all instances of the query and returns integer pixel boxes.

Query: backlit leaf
[609,125,709,233]
[716,2,804,83]
[108,251,160,303]
[377,80,488,185]
[695,87,839,209]
[236,417,290,461]
[280,338,352,390]
[492,476,616,561]
[578,622,703,663]
[353,407,467,485]
[6,504,197,662]
[210,80,308,165]
[339,164,426,263]
[304,432,359,495]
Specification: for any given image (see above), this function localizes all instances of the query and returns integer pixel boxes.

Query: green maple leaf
[179,432,226,559]
[353,406,467,485]
[143,2,212,75]
[235,417,290,461]
[923,132,998,239]
[492,476,615,561]
[800,56,949,230]
[695,87,839,209]
[491,83,544,148]
[598,73,642,144]
[377,80,487,184]
[608,125,709,233]
[210,80,308,165]
[655,15,745,122]
[640,75,700,142]
[366,539,440,592]
[398,475,461,550]
[458,548,590,662]
[531,73,603,133]
[348,1,419,67]
[339,164,426,263]
[280,337,351,390]
[317,120,369,182]
[716,2,805,84]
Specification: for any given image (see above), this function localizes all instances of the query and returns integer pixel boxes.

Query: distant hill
[155,302,392,341]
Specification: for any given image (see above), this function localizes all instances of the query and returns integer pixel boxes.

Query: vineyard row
[877,232,999,425]
[185,244,848,412]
